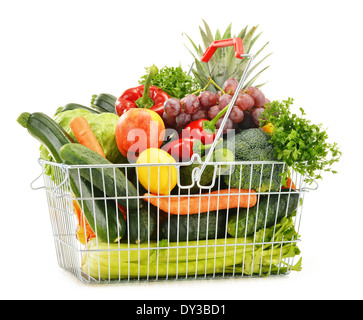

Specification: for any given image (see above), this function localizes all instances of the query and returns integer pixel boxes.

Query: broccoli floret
[224,129,284,192]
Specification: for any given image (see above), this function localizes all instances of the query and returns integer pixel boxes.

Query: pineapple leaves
[222,23,233,40]
[246,52,273,80]
[249,31,263,53]
[237,26,248,40]
[199,27,213,50]
[242,26,257,54]
[215,29,222,41]
[226,26,258,80]
[184,21,272,90]
[183,33,203,57]
[254,41,271,60]
[202,19,214,44]
[244,65,270,89]
[199,27,217,73]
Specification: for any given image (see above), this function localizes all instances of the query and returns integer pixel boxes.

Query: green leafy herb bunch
[261,98,342,183]
[139,65,200,100]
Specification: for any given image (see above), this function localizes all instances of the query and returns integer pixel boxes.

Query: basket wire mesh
[36,157,311,284]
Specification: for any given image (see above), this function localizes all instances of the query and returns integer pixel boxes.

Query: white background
[1,0,362,300]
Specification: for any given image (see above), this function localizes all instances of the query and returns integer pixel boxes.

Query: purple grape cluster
[163,77,270,133]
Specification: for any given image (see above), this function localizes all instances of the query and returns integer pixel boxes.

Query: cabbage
[40,109,127,165]
[54,109,92,139]
[82,113,127,164]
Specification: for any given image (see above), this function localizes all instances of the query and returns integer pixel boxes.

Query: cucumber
[54,103,100,116]
[227,190,300,238]
[60,143,138,210]
[127,202,157,244]
[161,211,227,242]
[179,148,234,194]
[91,93,117,114]
[17,112,126,243]
[69,172,127,243]
[60,143,156,244]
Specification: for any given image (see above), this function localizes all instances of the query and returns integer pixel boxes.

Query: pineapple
[184,21,272,93]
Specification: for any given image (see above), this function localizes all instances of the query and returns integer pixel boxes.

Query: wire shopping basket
[30,39,317,283]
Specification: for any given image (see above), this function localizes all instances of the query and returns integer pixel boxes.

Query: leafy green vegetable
[84,113,127,164]
[53,108,92,136]
[261,98,342,183]
[138,65,200,99]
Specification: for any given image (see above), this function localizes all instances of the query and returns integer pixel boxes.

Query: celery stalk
[82,254,243,280]
[81,216,301,280]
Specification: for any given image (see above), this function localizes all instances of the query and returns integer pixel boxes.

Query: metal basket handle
[193,38,255,182]
[30,159,47,191]
[31,159,70,198]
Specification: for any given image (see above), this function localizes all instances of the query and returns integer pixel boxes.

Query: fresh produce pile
[17,22,341,279]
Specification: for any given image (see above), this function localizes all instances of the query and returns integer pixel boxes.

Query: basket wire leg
[43,169,63,270]
[52,166,66,269]
[50,165,68,271]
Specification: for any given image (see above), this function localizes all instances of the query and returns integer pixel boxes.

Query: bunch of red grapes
[163,78,270,133]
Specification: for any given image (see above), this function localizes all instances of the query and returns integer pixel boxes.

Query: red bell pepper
[162,137,223,162]
[162,138,195,162]
[162,138,203,162]
[182,105,229,145]
[115,65,170,117]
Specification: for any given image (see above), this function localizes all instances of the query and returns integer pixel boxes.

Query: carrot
[69,116,106,158]
[282,177,297,190]
[143,189,257,215]
[76,225,96,245]
[73,199,96,244]
[117,204,128,221]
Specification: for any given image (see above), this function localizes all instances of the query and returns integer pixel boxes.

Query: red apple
[115,108,165,161]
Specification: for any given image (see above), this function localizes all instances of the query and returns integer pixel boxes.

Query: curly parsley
[139,66,200,100]
[261,98,342,183]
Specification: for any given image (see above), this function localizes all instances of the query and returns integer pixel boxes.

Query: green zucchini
[54,103,100,116]
[17,112,126,243]
[161,211,227,242]
[91,93,117,114]
[17,112,75,163]
[227,190,300,238]
[60,143,156,244]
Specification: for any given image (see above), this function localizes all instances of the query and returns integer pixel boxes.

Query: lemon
[136,148,178,195]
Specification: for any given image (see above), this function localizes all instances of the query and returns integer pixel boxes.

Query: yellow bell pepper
[262,123,275,135]
[136,148,177,195]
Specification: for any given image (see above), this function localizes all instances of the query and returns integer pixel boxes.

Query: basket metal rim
[38,158,291,169]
